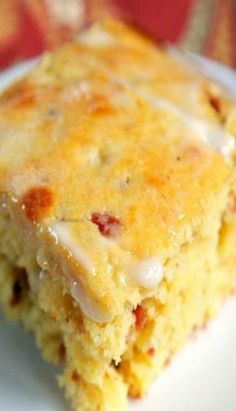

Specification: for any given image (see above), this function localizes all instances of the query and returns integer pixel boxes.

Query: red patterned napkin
[0,0,235,69]
[105,0,236,68]
[0,0,87,68]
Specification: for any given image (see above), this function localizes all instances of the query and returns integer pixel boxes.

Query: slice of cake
[0,19,236,411]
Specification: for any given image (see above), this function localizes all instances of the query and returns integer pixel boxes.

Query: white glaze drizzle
[76,39,235,162]
[124,83,235,163]
[71,279,112,322]
[189,120,235,161]
[47,222,165,321]
[49,222,93,273]
[129,258,164,289]
[48,223,114,322]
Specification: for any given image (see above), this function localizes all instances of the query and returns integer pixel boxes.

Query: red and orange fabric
[107,0,236,68]
[0,0,235,69]
[0,0,87,68]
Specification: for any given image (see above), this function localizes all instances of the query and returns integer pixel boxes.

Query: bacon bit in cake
[10,267,28,307]
[21,186,54,222]
[133,305,146,330]
[208,95,222,114]
[147,347,155,357]
[91,213,121,237]
[71,371,80,382]
[59,343,66,362]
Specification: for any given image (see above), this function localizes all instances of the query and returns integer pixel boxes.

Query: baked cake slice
[0,19,236,411]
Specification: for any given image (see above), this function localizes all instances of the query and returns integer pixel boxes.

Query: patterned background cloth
[0,0,235,70]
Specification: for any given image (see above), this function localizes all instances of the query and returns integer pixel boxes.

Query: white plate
[0,56,236,411]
